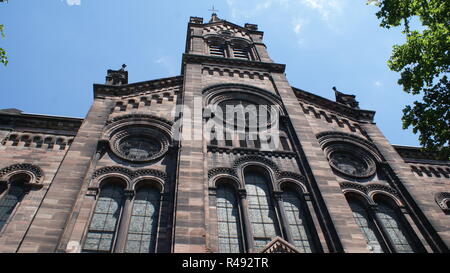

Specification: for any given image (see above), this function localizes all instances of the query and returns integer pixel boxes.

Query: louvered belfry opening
[209,43,225,57]
[232,45,249,60]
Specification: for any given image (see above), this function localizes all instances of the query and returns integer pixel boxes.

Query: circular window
[326,145,376,178]
[118,136,161,161]
[110,126,169,162]
[330,152,368,177]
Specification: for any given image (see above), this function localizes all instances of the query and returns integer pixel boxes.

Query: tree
[0,24,7,66]
[368,0,449,159]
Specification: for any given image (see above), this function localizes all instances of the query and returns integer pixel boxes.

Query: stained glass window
[376,202,415,253]
[83,184,124,252]
[216,185,243,253]
[282,190,314,253]
[0,182,26,231]
[348,199,384,253]
[245,171,280,250]
[125,186,160,253]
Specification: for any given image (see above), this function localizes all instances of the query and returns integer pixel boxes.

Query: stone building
[0,14,448,253]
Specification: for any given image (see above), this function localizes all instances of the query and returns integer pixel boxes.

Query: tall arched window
[125,185,161,253]
[375,200,416,253]
[0,179,27,231]
[244,169,281,250]
[216,183,243,253]
[345,193,422,253]
[281,189,315,253]
[346,196,384,253]
[83,182,124,253]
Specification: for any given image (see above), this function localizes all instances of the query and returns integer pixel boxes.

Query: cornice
[189,20,264,36]
[182,53,285,73]
[293,87,376,123]
[0,112,82,133]
[93,75,183,98]
[393,145,450,164]
[207,145,297,159]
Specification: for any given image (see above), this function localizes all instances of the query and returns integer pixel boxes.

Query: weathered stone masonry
[0,14,448,253]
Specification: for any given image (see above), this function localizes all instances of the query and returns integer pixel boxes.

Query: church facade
[0,14,448,253]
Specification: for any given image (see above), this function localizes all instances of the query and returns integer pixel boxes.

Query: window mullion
[113,190,134,253]
[238,189,254,252]
[369,206,396,253]
[274,191,295,244]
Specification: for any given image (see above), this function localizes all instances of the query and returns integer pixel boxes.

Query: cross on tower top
[208,5,219,14]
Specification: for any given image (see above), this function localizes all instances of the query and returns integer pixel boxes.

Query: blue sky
[0,0,421,146]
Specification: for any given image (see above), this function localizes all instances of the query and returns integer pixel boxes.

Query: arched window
[375,200,416,253]
[281,189,315,253]
[0,179,27,231]
[216,184,244,253]
[244,169,281,250]
[125,185,161,253]
[345,193,422,253]
[346,196,384,253]
[83,182,124,253]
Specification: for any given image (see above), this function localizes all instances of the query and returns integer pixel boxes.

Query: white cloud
[256,0,273,11]
[374,81,382,87]
[65,0,81,5]
[155,56,177,75]
[294,23,302,33]
[299,0,343,21]
[225,0,346,31]
[292,18,305,34]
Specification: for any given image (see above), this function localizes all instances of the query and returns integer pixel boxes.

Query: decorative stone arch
[233,155,281,192]
[202,83,286,116]
[369,186,404,208]
[340,182,374,206]
[213,176,242,192]
[102,114,174,163]
[434,192,450,212]
[278,179,308,195]
[316,131,383,179]
[0,163,45,188]
[90,166,167,193]
[133,178,165,193]
[97,176,129,190]
[317,131,383,162]
[208,167,241,190]
[339,182,402,207]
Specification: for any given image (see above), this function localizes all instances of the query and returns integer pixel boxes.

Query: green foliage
[0,24,7,66]
[368,0,449,159]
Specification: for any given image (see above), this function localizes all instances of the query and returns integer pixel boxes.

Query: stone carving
[333,86,360,109]
[0,163,44,186]
[109,126,170,163]
[259,236,300,253]
[91,166,167,181]
[435,192,450,211]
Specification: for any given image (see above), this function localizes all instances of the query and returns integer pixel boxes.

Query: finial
[106,64,128,86]
[208,6,221,23]
[333,86,360,109]
[208,5,219,15]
